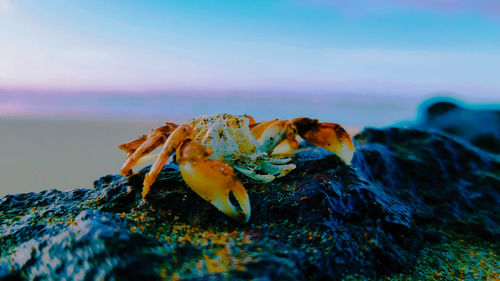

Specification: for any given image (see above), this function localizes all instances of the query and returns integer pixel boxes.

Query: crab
[118,114,353,223]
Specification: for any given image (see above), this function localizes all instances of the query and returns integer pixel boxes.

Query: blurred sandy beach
[0,118,162,196]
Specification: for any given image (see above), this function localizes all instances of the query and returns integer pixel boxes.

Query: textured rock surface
[353,127,500,239]
[417,100,500,154]
[1,101,499,280]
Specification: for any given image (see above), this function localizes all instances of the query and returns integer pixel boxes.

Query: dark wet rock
[8,210,161,281]
[0,188,95,257]
[1,102,499,280]
[352,127,500,239]
[417,100,500,154]
[92,174,139,213]
[0,149,418,280]
[0,262,21,281]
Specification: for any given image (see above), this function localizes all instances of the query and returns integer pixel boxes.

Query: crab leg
[243,115,257,128]
[177,140,251,223]
[118,123,177,156]
[251,119,292,154]
[142,124,192,198]
[118,135,149,157]
[271,132,300,155]
[292,117,354,164]
[120,133,168,177]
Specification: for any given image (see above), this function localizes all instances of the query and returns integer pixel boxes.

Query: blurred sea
[0,92,426,127]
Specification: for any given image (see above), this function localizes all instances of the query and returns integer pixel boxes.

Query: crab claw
[292,117,354,164]
[177,140,251,223]
[251,120,292,154]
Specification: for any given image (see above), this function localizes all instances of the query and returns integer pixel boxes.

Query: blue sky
[1,0,500,99]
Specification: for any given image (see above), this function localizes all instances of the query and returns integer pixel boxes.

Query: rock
[0,262,21,281]
[417,100,500,154]
[353,127,500,238]
[7,210,161,281]
[0,188,95,257]
[1,101,499,280]
[0,149,418,280]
